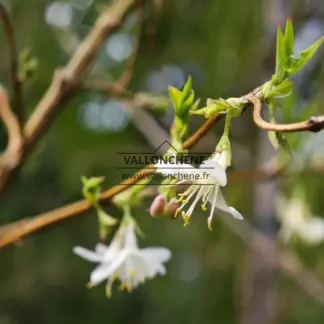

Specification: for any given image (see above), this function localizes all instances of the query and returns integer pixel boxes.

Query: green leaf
[272,80,293,98]
[190,98,201,112]
[97,208,118,226]
[191,99,229,118]
[261,81,272,99]
[168,86,182,110]
[275,26,287,84]
[181,90,195,113]
[284,18,294,57]
[181,75,192,104]
[287,36,324,77]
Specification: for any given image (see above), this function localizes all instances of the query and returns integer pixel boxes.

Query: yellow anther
[119,282,127,291]
[129,269,136,277]
[86,281,94,289]
[175,208,181,218]
[105,282,113,298]
[207,217,213,231]
[181,200,189,204]
[182,211,191,226]
[201,204,207,212]
[126,283,132,292]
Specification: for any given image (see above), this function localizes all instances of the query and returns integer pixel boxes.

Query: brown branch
[0,3,23,127]
[0,86,23,170]
[248,94,324,133]
[81,1,144,97]
[0,113,222,248]
[0,0,134,195]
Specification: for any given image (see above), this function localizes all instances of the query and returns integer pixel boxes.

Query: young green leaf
[191,99,229,118]
[168,86,182,110]
[272,79,293,98]
[275,26,287,84]
[181,75,192,104]
[287,36,324,77]
[98,208,118,240]
[284,18,294,57]
[261,81,272,99]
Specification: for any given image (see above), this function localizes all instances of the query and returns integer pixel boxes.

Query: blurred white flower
[73,221,171,296]
[276,193,324,245]
[155,150,243,229]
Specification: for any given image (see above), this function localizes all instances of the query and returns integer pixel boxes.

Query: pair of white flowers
[74,149,242,295]
[155,149,243,229]
[73,220,171,296]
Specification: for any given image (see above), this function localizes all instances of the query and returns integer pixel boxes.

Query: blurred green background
[1,0,324,323]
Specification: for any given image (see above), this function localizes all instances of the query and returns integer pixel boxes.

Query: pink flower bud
[149,194,167,217]
[165,198,180,218]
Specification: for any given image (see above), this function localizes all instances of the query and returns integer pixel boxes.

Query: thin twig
[0,0,134,195]
[81,1,145,96]
[248,95,324,133]
[0,4,23,127]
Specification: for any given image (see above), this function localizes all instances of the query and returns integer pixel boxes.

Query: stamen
[208,186,219,231]
[202,185,213,203]
[86,281,94,289]
[119,282,127,291]
[182,211,191,226]
[177,186,194,198]
[105,277,114,298]
[186,186,204,216]
[126,282,132,292]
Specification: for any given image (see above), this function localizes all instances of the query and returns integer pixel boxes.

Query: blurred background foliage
[0,0,324,323]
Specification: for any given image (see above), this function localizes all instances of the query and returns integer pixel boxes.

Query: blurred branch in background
[0,0,135,197]
[0,87,23,177]
[221,215,324,307]
[0,3,23,127]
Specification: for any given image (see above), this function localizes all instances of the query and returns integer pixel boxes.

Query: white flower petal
[227,207,244,220]
[155,161,194,177]
[90,251,128,285]
[140,247,172,263]
[95,243,108,254]
[124,223,138,249]
[208,189,243,220]
[73,246,102,263]
[199,160,227,186]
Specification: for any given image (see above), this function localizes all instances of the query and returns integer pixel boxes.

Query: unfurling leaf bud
[97,208,118,240]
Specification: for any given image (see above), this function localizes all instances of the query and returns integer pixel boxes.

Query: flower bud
[149,194,167,217]
[165,198,180,219]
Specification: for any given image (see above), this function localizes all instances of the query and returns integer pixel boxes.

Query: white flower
[73,222,171,296]
[155,150,243,229]
[276,194,324,245]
